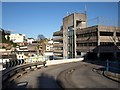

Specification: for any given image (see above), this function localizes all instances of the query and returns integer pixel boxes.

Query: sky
[2,2,118,39]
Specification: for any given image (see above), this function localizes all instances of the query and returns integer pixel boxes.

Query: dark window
[100,42,114,46]
[100,32,113,36]
[89,43,92,46]
[77,32,97,38]
[117,52,120,57]
[76,20,81,27]
[117,43,120,46]
[88,42,97,46]
[77,52,81,55]
[92,32,97,36]
[84,43,88,46]
[116,32,120,36]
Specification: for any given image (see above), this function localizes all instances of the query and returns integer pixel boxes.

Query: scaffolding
[87,16,118,27]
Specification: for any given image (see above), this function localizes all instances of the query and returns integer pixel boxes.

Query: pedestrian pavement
[94,67,120,83]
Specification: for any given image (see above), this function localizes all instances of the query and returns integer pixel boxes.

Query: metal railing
[2,61,46,89]
[3,59,25,69]
[106,60,120,74]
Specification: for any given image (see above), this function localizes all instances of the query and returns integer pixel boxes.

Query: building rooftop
[77,25,120,31]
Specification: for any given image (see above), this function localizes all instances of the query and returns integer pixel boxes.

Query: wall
[46,58,84,66]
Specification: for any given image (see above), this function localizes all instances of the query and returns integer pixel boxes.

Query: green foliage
[12,43,17,47]
[2,46,5,49]
[1,29,17,48]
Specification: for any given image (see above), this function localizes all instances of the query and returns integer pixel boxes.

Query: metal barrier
[2,61,46,89]
[3,59,25,69]
[106,60,120,74]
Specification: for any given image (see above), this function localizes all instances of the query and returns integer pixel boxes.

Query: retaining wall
[46,58,84,66]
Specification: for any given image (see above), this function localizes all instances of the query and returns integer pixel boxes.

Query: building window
[100,32,113,36]
[100,42,114,46]
[117,43,120,46]
[76,32,97,38]
[116,32,120,36]
[77,42,97,47]
[77,52,81,55]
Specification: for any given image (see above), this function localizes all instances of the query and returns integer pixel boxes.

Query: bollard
[106,59,109,72]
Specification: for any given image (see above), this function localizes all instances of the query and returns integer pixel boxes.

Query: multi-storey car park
[53,12,120,60]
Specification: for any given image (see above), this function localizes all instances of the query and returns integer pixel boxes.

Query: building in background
[0,49,16,64]
[76,25,120,60]
[42,39,54,60]
[53,12,120,60]
[27,38,35,44]
[6,34,25,43]
[53,13,87,59]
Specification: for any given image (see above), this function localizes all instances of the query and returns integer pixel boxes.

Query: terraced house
[53,12,120,60]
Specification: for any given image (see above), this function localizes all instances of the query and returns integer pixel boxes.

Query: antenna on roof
[67,12,69,16]
[84,4,87,15]
[84,4,87,27]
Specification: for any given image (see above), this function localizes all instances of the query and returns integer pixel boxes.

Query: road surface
[8,61,119,89]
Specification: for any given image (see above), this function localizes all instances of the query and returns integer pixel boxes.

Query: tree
[1,29,11,43]
[36,34,48,55]
[0,29,17,49]
[37,34,46,41]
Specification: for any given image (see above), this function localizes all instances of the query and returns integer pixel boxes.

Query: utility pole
[84,4,87,27]
[97,16,100,26]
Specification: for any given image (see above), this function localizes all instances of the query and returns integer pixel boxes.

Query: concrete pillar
[114,31,117,59]
[113,31,116,45]
[74,13,77,58]
[97,28,100,46]
[63,26,68,59]
[97,27,100,60]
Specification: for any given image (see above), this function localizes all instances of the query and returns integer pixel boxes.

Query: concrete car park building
[53,12,120,60]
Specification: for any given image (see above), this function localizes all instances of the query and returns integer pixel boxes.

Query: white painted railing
[46,58,84,66]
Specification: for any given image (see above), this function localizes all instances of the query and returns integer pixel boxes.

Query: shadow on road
[36,73,62,90]
[3,73,63,90]
[83,59,106,67]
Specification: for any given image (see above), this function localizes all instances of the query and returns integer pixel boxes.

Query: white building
[46,44,53,51]
[0,49,16,64]
[15,46,28,60]
[43,39,54,60]
[27,38,35,44]
[43,52,53,60]
[6,34,25,43]
[47,39,53,51]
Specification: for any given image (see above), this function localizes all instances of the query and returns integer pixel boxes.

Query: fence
[106,60,120,74]
[87,17,118,27]
[2,61,46,89]
[2,56,47,70]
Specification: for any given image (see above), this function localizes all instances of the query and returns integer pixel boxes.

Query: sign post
[106,59,109,72]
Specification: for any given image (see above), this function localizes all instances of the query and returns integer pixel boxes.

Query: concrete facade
[53,13,87,59]
[76,25,120,59]
[53,12,120,60]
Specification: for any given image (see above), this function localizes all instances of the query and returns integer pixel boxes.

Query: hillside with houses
[0,28,53,70]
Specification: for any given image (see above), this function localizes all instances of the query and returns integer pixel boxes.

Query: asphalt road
[8,61,119,89]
